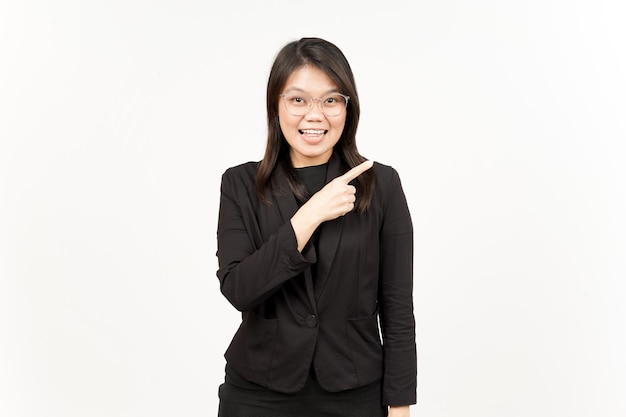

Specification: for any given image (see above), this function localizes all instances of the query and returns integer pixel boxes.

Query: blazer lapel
[314,153,345,300]
[273,165,318,311]
[273,165,299,224]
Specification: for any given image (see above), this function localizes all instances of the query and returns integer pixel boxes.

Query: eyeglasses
[279,92,350,117]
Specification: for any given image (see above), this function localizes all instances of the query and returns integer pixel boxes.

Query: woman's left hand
[388,405,410,417]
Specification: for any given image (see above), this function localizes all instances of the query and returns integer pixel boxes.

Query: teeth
[301,129,325,135]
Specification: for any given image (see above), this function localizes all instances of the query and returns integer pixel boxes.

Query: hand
[388,405,410,417]
[304,159,374,223]
[290,160,373,251]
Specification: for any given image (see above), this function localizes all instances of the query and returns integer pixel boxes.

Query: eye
[286,95,308,106]
[324,95,345,106]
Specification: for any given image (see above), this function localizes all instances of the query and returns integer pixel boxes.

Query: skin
[282,64,374,249]
[290,159,373,251]
[388,405,411,417]
[278,65,347,168]
[282,65,411,417]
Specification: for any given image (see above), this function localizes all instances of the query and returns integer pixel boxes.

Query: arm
[216,170,314,311]
[378,168,417,407]
[291,160,374,251]
[217,161,374,310]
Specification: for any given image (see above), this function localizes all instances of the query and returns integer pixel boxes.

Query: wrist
[388,405,410,417]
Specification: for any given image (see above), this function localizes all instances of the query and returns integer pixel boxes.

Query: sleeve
[216,169,316,311]
[378,168,417,406]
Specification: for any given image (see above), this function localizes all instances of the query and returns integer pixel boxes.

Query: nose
[305,98,325,119]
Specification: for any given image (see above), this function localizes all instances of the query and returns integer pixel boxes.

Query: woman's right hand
[290,160,373,251]
[308,159,373,222]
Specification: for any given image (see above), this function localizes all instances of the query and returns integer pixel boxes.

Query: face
[278,65,347,168]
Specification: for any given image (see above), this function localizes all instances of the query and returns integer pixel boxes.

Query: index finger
[340,160,374,183]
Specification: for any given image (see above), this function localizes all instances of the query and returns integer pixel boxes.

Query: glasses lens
[321,94,347,117]
[283,93,309,116]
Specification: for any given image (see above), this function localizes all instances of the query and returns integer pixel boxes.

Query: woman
[216,37,416,417]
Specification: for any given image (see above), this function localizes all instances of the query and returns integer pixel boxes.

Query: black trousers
[217,365,388,417]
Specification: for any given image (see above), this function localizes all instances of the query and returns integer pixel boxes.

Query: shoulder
[220,161,260,191]
[222,161,259,177]
[222,161,259,182]
[371,160,404,186]
[369,160,410,208]
[369,161,412,219]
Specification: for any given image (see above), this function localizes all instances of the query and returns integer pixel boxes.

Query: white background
[1,0,625,416]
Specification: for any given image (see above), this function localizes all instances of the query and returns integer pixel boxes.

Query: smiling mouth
[299,129,327,136]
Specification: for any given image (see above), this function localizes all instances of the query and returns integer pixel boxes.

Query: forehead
[282,65,338,94]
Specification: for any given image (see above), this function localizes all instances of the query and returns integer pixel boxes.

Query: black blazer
[216,153,416,406]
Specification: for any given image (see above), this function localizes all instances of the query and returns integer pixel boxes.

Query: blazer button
[305,314,318,328]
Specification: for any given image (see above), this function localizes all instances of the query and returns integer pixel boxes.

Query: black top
[295,163,327,275]
[295,162,328,196]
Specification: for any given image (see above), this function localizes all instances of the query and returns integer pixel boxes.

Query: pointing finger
[340,160,374,183]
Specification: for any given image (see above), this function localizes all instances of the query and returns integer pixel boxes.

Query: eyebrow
[283,87,340,96]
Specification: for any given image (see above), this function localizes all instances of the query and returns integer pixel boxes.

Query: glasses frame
[279,92,350,117]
